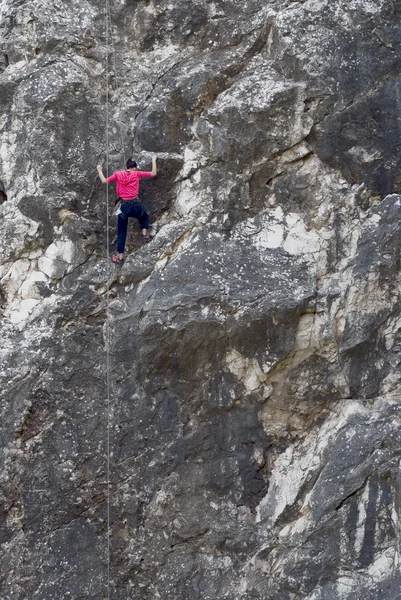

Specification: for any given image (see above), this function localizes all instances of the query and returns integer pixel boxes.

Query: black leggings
[117,200,149,253]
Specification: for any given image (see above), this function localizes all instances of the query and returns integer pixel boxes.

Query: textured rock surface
[1,0,401,599]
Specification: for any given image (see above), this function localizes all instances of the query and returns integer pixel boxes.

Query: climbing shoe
[142,234,151,243]
[112,255,124,264]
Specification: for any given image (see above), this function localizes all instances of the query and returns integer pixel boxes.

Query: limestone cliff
[1,1,401,599]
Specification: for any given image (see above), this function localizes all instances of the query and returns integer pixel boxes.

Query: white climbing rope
[106,1,127,163]
[105,1,111,598]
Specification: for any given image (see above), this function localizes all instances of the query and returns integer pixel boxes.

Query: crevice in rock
[40,498,106,538]
[0,181,8,204]
[372,28,395,51]
[195,24,272,118]
[0,285,6,316]
[134,20,272,131]
[133,57,188,121]
[15,390,50,443]
[158,226,195,265]
[169,527,210,549]
[335,476,370,511]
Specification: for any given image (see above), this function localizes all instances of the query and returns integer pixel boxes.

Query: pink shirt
[107,170,152,200]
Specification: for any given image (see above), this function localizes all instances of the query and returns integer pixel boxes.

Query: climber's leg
[129,200,150,242]
[116,211,129,259]
[138,210,149,232]
[137,205,150,242]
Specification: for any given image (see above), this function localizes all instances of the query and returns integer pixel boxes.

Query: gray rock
[1,1,401,599]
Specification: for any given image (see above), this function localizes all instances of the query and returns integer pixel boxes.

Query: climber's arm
[97,164,108,183]
[151,154,157,177]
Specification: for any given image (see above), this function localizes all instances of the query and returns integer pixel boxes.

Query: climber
[96,154,157,263]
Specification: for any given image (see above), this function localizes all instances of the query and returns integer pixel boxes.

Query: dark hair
[126,158,137,169]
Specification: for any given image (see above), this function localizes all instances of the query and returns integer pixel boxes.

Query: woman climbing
[97,154,157,263]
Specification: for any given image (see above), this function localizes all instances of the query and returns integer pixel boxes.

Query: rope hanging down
[105,0,127,163]
[105,0,111,598]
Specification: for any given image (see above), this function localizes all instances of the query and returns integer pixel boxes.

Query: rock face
[1,1,401,598]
